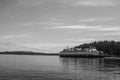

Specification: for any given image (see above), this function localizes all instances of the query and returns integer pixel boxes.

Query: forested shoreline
[74,40,120,56]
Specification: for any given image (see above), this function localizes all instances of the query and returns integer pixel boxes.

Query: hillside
[0,42,40,52]
[75,40,120,56]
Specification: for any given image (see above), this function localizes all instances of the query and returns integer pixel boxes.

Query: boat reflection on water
[60,57,120,80]
[60,58,104,72]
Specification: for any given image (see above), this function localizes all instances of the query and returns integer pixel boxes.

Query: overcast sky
[0,0,120,52]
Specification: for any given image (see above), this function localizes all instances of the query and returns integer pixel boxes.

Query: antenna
[67,46,69,50]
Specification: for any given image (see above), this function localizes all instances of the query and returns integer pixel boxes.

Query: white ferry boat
[59,46,105,58]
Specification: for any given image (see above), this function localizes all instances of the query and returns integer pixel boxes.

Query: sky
[0,0,120,53]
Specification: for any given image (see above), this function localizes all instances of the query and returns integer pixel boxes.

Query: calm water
[0,55,120,80]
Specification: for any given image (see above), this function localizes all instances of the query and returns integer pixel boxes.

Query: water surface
[0,55,120,80]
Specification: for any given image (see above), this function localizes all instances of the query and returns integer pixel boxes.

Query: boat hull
[104,57,120,60]
[59,51,104,58]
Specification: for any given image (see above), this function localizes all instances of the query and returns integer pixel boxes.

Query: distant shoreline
[0,51,59,56]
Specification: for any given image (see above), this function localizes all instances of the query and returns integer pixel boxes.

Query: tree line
[74,40,120,56]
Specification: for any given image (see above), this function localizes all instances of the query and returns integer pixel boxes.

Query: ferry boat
[59,46,105,58]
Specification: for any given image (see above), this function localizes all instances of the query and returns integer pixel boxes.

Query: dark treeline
[75,40,120,56]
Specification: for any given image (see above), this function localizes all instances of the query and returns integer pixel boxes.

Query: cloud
[23,43,67,52]
[104,32,120,36]
[79,17,113,22]
[16,15,68,27]
[0,42,41,52]
[24,43,64,48]
[18,0,44,7]
[53,25,98,29]
[66,38,96,42]
[59,0,115,7]
[18,22,65,26]
[53,25,120,31]
[99,27,120,31]
[1,34,32,39]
